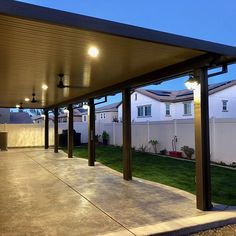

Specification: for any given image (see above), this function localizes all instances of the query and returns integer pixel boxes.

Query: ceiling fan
[57,73,87,89]
[31,93,40,103]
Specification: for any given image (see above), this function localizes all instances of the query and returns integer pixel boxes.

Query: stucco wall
[118,92,162,122]
[209,86,236,118]
[118,85,236,122]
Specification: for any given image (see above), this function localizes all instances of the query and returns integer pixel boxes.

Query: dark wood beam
[194,68,212,211]
[54,107,58,153]
[122,88,132,180]
[48,54,221,109]
[67,104,73,158]
[44,109,49,149]
[88,98,95,166]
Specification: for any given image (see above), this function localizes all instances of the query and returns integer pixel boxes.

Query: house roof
[32,115,54,121]
[96,102,120,113]
[81,102,120,115]
[136,80,236,103]
[10,112,33,124]
[0,1,235,108]
[58,108,87,118]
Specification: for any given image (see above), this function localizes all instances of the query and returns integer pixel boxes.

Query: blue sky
[18,0,236,105]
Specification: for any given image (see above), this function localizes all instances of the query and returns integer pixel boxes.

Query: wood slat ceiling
[0,14,206,108]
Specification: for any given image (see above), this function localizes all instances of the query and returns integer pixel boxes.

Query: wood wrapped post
[68,104,73,158]
[88,99,95,166]
[44,109,49,149]
[194,68,212,210]
[122,88,132,180]
[54,107,59,153]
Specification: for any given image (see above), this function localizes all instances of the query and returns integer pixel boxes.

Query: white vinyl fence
[1,118,236,165]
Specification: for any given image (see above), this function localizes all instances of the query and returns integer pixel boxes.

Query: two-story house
[82,102,119,123]
[118,80,236,121]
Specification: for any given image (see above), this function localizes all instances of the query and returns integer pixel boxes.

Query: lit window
[183,102,191,115]
[137,105,151,117]
[165,103,171,116]
[135,93,137,101]
[222,100,228,112]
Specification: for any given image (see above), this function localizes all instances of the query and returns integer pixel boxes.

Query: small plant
[219,161,227,166]
[160,149,167,155]
[231,162,236,168]
[138,144,148,153]
[102,131,109,145]
[181,146,194,159]
[149,139,159,154]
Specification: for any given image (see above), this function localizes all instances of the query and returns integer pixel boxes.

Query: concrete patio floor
[0,149,236,236]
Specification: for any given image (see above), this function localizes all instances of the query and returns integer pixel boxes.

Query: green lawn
[68,145,236,206]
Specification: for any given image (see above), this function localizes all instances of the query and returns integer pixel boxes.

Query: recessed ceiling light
[88,46,99,58]
[16,104,20,108]
[42,84,48,90]
[24,98,30,102]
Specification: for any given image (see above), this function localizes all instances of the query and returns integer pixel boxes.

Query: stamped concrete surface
[0,149,236,236]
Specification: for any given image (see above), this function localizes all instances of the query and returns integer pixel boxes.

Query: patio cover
[0,0,236,108]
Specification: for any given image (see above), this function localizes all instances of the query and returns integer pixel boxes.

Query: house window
[104,113,106,118]
[135,93,137,101]
[100,114,103,119]
[222,100,228,112]
[137,106,143,117]
[165,103,171,116]
[144,105,151,116]
[137,105,151,117]
[83,116,86,122]
[183,102,191,115]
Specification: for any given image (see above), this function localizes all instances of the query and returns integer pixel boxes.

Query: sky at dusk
[18,0,236,105]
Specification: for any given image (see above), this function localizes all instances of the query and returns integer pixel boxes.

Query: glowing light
[82,102,89,109]
[88,46,99,58]
[42,84,48,90]
[64,108,69,114]
[16,104,20,108]
[24,98,30,102]
[185,76,199,91]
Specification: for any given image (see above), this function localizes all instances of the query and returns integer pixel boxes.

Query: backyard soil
[192,224,236,235]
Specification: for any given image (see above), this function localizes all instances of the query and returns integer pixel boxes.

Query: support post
[122,88,132,180]
[68,104,73,158]
[194,68,212,210]
[44,109,49,149]
[88,98,95,166]
[54,107,59,153]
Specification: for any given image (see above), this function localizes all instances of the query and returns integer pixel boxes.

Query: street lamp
[185,75,199,91]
